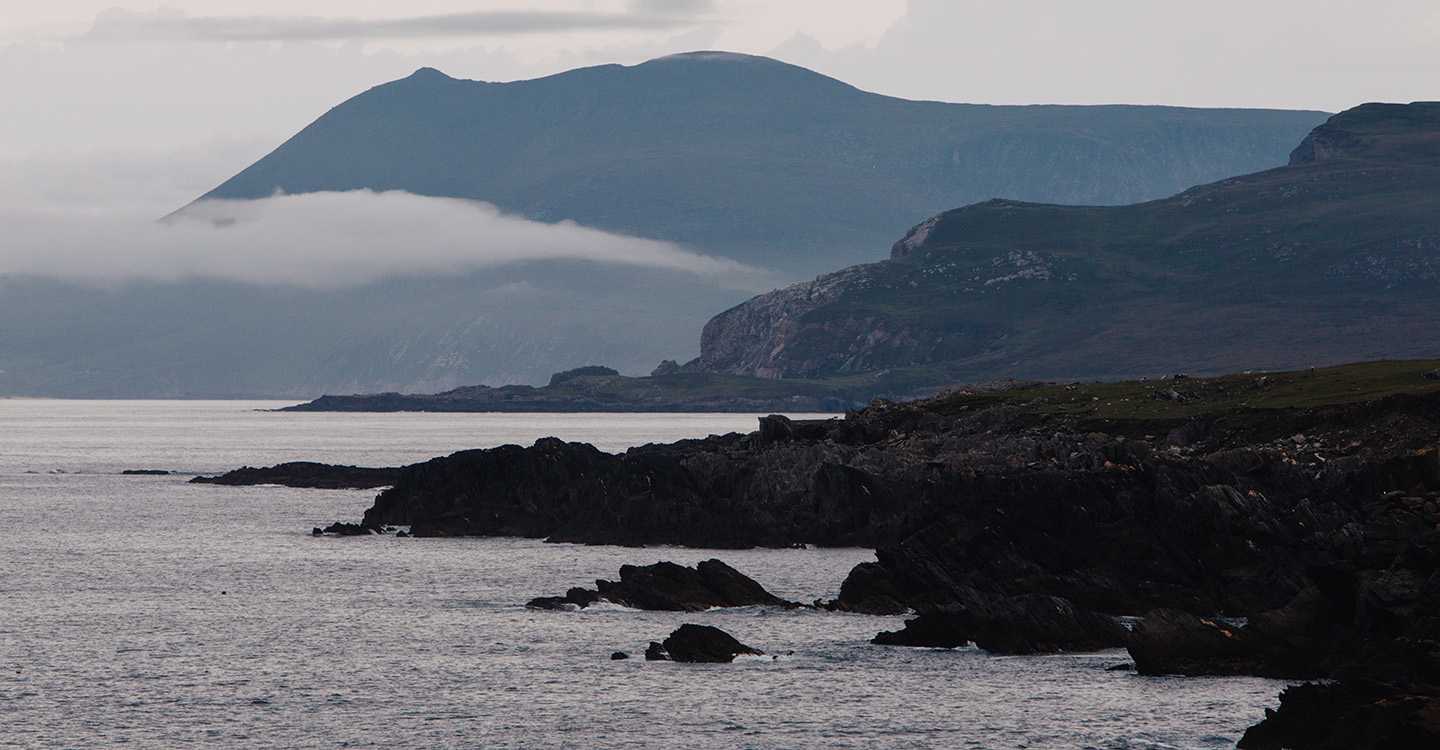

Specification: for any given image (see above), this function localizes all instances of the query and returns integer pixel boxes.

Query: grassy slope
[764,103,1440,380]
[920,357,1440,441]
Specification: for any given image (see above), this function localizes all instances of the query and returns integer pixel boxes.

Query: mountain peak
[404,67,455,82]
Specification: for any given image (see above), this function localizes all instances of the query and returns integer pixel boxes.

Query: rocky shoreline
[336,362,1440,745]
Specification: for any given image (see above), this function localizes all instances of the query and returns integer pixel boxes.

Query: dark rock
[192,461,400,489]
[973,595,1129,655]
[1424,369,1440,380]
[610,651,629,660]
[644,642,668,661]
[755,414,796,446]
[1238,680,1440,750]
[548,366,619,387]
[650,360,681,377]
[526,587,603,610]
[873,595,1126,655]
[319,521,383,536]
[311,527,323,536]
[121,469,170,475]
[531,559,799,611]
[1127,609,1257,676]
[661,624,763,663]
[1106,663,1133,671]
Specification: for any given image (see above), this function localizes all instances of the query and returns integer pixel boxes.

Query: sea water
[0,400,1288,749]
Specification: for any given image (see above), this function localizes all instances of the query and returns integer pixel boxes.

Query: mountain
[695,102,1440,382]
[0,53,1331,398]
[199,51,1327,275]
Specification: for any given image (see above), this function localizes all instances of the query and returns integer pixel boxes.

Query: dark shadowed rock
[529,559,799,611]
[661,624,763,663]
[1238,680,1440,750]
[1127,609,1256,676]
[873,595,1126,655]
[610,651,629,660]
[644,642,668,661]
[318,521,384,536]
[122,469,170,475]
[192,461,400,489]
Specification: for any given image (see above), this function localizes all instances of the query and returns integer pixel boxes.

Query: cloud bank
[0,189,768,288]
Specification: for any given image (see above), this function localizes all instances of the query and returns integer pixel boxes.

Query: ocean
[0,400,1289,748]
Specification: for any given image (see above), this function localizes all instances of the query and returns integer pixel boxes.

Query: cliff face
[696,102,1440,382]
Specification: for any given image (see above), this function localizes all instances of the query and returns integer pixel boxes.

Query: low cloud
[0,189,769,289]
[85,7,711,44]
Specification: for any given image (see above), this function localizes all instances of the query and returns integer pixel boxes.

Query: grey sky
[0,0,1434,286]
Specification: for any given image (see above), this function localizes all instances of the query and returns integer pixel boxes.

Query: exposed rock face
[654,624,763,663]
[192,462,400,489]
[526,559,799,611]
[694,103,1440,382]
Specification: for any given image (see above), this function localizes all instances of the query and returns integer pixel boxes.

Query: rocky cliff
[694,102,1440,381]
[354,359,1440,743]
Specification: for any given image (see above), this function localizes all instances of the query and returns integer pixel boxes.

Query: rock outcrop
[355,360,1440,744]
[526,559,799,611]
[192,461,400,489]
[646,624,763,663]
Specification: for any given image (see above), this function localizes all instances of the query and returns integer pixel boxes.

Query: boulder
[661,624,763,663]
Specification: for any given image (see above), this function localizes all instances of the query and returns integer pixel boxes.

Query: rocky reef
[354,359,1440,744]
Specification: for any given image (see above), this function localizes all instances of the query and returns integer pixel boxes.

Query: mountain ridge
[196,51,1328,275]
[694,101,1440,382]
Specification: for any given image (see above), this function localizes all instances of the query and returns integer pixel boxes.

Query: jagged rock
[644,642,668,661]
[1127,609,1258,676]
[610,651,629,660]
[529,560,798,611]
[660,624,763,663]
[1238,680,1440,750]
[526,587,602,610]
[318,522,383,536]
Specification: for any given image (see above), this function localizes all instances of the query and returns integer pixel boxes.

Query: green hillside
[698,103,1440,381]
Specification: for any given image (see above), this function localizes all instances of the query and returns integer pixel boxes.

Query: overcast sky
[1,0,1435,284]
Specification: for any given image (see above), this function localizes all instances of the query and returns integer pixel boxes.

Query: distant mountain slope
[696,102,1440,381]
[200,51,1327,274]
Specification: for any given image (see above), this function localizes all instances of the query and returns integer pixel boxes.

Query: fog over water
[0,190,768,288]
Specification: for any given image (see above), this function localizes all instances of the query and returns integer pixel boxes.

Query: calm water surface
[0,400,1286,748]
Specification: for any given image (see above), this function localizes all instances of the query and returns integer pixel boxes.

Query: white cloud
[0,189,770,288]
